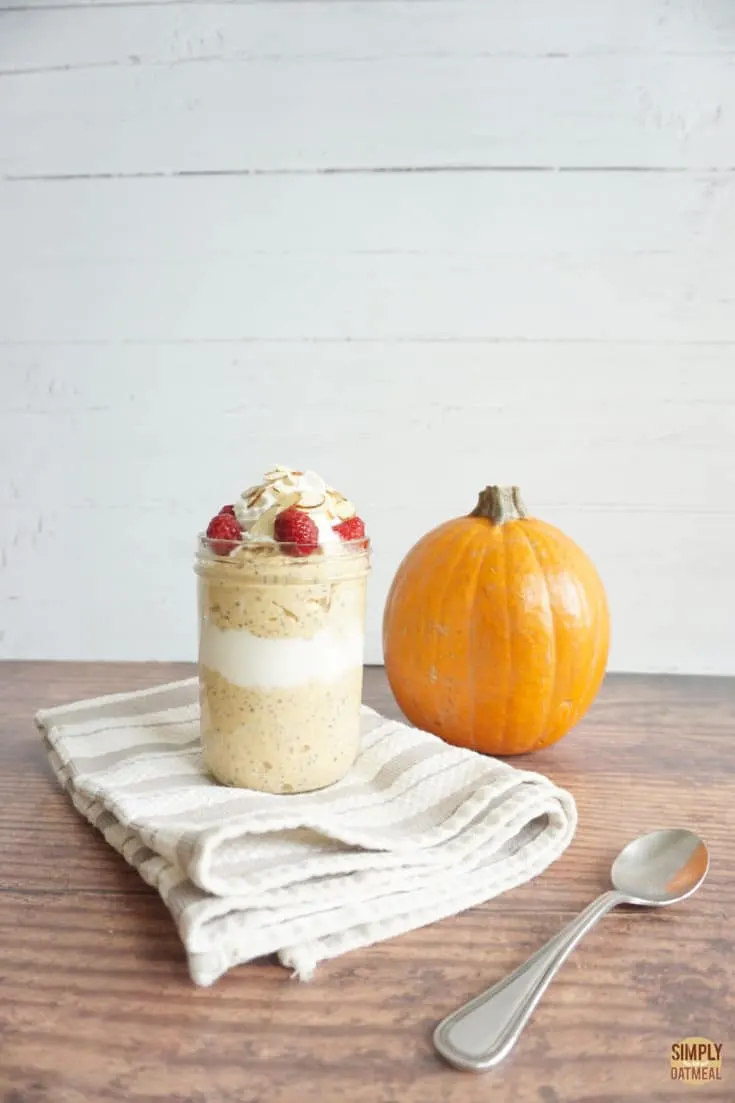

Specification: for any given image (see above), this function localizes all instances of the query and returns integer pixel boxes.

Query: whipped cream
[234,465,357,545]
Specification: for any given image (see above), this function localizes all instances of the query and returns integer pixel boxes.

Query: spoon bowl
[611,827,709,905]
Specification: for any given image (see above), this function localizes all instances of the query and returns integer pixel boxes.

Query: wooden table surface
[1,663,732,1103]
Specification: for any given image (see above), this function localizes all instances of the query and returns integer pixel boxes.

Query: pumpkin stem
[471,486,528,524]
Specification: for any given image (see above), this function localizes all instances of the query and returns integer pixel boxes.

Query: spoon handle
[433,889,625,1071]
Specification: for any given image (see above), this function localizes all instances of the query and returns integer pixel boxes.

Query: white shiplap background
[1,0,734,673]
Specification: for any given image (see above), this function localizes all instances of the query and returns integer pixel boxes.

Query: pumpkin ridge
[384,522,462,731]
[577,561,611,718]
[432,525,482,744]
[540,566,592,748]
[385,522,454,644]
[466,530,493,755]
[495,521,512,755]
[524,518,610,749]
[519,523,558,750]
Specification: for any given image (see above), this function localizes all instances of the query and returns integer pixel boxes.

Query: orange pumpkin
[382,486,609,755]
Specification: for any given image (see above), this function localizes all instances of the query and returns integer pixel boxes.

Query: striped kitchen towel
[36,677,577,986]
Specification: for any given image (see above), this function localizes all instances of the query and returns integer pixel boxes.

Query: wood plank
[3,171,734,343]
[3,171,734,345]
[5,348,735,427]
[5,247,734,342]
[3,0,735,73]
[2,53,735,177]
[5,172,734,260]
[0,662,733,1103]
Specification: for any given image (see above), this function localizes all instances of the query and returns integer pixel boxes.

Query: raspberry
[273,507,319,557]
[333,516,366,543]
[219,504,236,517]
[206,512,242,556]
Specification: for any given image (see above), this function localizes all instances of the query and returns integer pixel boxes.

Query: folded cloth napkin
[36,677,577,986]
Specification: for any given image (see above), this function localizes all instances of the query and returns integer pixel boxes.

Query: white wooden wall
[1,1,734,673]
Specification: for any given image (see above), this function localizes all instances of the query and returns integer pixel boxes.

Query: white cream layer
[199,622,364,688]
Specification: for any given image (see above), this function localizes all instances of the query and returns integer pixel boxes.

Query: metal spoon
[434,828,709,1072]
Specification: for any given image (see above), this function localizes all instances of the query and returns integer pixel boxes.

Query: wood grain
[1,662,733,1103]
[7,171,733,261]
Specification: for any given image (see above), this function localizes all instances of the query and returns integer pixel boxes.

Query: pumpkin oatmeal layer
[199,665,365,793]
[197,546,368,640]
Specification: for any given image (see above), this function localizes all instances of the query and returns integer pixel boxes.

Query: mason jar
[194,535,371,793]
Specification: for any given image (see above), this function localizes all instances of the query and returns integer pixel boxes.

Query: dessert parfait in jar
[195,466,370,794]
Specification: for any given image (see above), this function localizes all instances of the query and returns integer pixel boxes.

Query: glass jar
[194,536,370,793]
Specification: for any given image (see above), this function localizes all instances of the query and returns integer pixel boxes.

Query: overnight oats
[195,466,370,793]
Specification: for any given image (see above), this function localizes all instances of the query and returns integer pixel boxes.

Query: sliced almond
[249,503,281,537]
[246,486,267,507]
[299,494,326,510]
[334,497,356,520]
[263,467,287,483]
